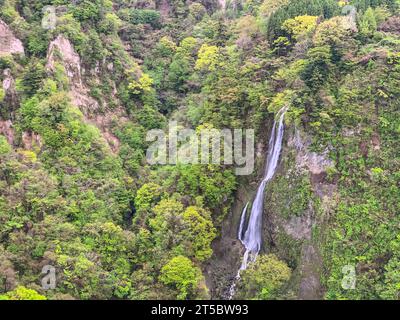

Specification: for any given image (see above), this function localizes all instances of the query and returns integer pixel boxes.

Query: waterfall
[229,107,287,299]
[238,202,249,243]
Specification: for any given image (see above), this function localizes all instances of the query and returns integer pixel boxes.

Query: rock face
[46,35,123,153]
[22,131,42,150]
[290,129,335,199]
[286,130,337,300]
[283,206,313,241]
[218,0,226,11]
[208,124,338,300]
[2,68,19,112]
[379,16,400,34]
[47,35,99,112]
[0,19,24,56]
[1,68,42,150]
[47,35,83,87]
[0,120,14,145]
[1,68,19,146]
[298,244,323,299]
[2,68,14,91]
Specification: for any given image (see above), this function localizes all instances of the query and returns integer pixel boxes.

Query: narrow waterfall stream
[229,108,287,299]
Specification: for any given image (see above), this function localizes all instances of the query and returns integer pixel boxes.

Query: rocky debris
[357,49,388,65]
[22,131,42,151]
[0,19,24,56]
[2,69,13,91]
[206,237,244,300]
[83,113,127,153]
[379,16,400,34]
[371,132,381,151]
[1,68,42,151]
[0,120,14,145]
[290,129,339,202]
[255,142,264,159]
[47,35,82,85]
[158,0,171,18]
[0,121,44,151]
[2,68,19,111]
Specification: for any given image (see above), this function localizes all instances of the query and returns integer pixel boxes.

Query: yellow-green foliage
[0,88,5,102]
[189,2,207,20]
[17,150,38,163]
[1,0,399,302]
[0,286,46,300]
[0,0,24,25]
[158,36,177,56]
[149,198,184,237]
[195,44,220,71]
[149,199,216,261]
[177,37,198,56]
[0,135,11,155]
[135,183,162,210]
[313,16,351,47]
[100,12,123,33]
[273,59,307,84]
[237,254,291,299]
[181,206,216,261]
[128,73,154,95]
[160,256,204,300]
[282,15,318,40]
[268,89,294,113]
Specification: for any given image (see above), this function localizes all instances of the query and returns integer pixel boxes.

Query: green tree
[0,136,11,155]
[22,60,46,96]
[267,0,340,43]
[135,183,162,211]
[181,206,216,262]
[359,7,378,37]
[282,15,318,40]
[149,199,185,250]
[0,286,46,300]
[195,44,220,72]
[159,256,203,300]
[236,255,291,299]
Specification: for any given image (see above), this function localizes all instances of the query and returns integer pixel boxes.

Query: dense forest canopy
[0,0,399,300]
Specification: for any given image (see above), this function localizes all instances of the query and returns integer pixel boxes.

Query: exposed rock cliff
[0,119,14,145]
[46,35,123,152]
[256,128,339,300]
[47,35,98,112]
[0,19,24,56]
[2,68,19,113]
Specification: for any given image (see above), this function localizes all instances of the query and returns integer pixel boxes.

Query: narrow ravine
[229,108,287,298]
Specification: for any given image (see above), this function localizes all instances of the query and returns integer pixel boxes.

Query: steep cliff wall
[0,19,24,57]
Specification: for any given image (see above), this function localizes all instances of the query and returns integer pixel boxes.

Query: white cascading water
[229,107,287,299]
[238,202,249,241]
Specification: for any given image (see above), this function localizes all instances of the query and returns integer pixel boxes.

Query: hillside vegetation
[0,0,399,300]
